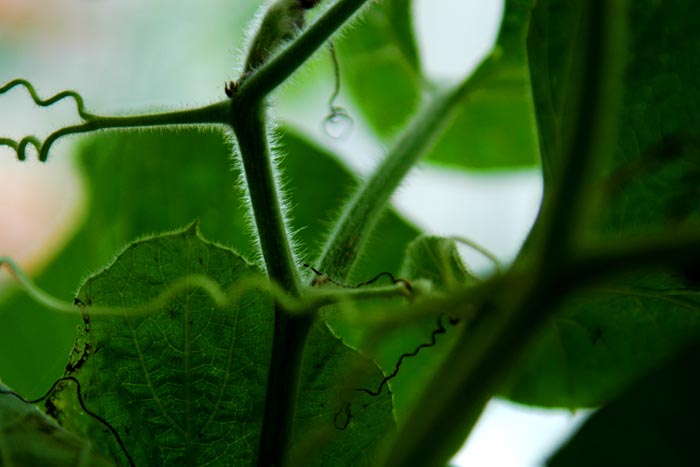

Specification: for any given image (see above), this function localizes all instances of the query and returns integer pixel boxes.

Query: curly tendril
[0,79,231,162]
[0,79,97,161]
[0,79,96,119]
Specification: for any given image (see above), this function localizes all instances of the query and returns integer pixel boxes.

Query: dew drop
[322,107,353,140]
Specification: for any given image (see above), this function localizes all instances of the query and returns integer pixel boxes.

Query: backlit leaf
[54,225,394,465]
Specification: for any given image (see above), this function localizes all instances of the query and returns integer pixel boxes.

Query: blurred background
[0,0,587,465]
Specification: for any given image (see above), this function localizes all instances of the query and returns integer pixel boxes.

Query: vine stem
[0,98,230,161]
[225,1,376,464]
[379,2,629,466]
[41,103,231,161]
[0,255,409,320]
[229,98,307,467]
[316,55,498,281]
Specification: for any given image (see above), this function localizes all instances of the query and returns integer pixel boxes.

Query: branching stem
[237,0,370,101]
[380,2,629,465]
[229,97,307,467]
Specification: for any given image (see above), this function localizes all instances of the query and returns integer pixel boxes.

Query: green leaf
[0,129,250,396]
[0,127,419,396]
[548,340,700,467]
[55,225,393,465]
[293,322,395,467]
[424,0,541,170]
[506,0,700,407]
[0,381,114,466]
[336,0,422,138]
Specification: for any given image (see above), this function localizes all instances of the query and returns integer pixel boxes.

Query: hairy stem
[238,0,370,101]
[380,2,628,465]
[229,98,307,467]
[316,56,497,281]
[1,100,230,161]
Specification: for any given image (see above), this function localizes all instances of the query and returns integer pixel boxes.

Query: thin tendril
[332,313,460,430]
[0,256,406,319]
[0,79,97,161]
[450,236,503,273]
[0,79,96,120]
[302,263,412,292]
[0,79,231,161]
[327,43,342,110]
[0,376,135,467]
[322,42,353,139]
[354,314,456,397]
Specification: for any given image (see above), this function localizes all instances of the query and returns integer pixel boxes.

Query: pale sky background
[0,1,589,465]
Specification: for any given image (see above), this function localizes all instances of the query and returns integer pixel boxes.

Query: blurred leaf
[384,0,421,72]
[56,226,393,466]
[0,127,419,396]
[425,0,541,170]
[506,271,700,407]
[506,0,700,407]
[336,0,422,138]
[548,339,700,467]
[0,381,114,466]
[400,236,477,291]
[526,1,589,183]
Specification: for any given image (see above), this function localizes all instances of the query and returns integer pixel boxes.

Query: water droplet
[323,107,353,140]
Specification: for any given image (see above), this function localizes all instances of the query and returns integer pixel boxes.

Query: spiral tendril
[0,79,95,119]
[0,79,96,161]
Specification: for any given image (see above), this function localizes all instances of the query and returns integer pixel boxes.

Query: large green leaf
[336,0,422,138]
[0,380,114,466]
[424,0,540,170]
[0,127,419,396]
[506,0,700,407]
[54,225,393,466]
[0,129,249,396]
[548,339,700,467]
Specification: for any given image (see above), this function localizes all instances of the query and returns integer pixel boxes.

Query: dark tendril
[0,79,96,161]
[332,314,459,430]
[302,263,413,293]
[0,376,135,467]
[355,314,454,397]
[322,42,353,139]
[303,265,460,430]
